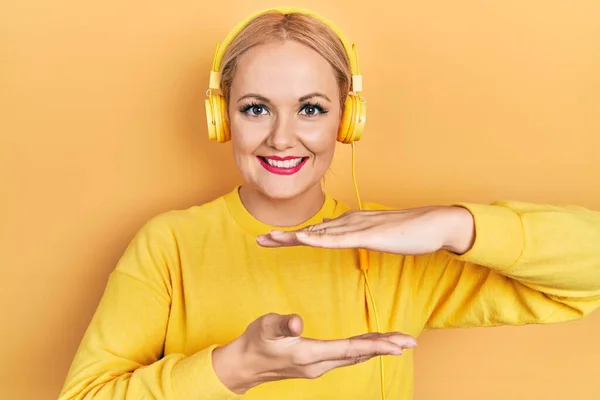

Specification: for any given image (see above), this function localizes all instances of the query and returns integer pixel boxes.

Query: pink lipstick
[257,155,308,175]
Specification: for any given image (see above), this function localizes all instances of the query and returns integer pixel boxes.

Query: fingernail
[257,235,267,242]
[270,230,284,235]
[392,348,403,355]
[405,340,417,348]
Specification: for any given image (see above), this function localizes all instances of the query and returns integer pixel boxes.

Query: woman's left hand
[257,206,476,255]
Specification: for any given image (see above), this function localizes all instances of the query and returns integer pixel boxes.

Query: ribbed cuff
[449,202,524,271]
[172,345,243,400]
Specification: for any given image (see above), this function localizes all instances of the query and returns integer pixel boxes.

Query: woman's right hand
[212,313,417,394]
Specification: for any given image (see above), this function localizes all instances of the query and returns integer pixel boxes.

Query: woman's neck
[238,183,325,227]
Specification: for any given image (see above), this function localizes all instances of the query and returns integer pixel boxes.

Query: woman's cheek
[231,118,269,151]
[300,123,339,155]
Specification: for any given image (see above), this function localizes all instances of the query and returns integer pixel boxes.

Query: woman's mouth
[257,156,309,175]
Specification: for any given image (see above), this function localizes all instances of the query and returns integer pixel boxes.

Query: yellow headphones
[204,7,367,144]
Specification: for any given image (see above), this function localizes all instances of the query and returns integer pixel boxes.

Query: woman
[59,8,600,400]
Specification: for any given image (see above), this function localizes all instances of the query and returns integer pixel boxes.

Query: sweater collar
[223,186,337,237]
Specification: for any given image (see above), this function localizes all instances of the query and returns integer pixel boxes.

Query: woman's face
[228,40,341,200]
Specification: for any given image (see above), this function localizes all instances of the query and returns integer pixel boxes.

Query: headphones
[204,7,367,144]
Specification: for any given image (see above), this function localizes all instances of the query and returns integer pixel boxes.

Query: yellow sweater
[59,187,600,399]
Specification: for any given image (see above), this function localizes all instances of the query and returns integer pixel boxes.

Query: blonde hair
[219,12,351,111]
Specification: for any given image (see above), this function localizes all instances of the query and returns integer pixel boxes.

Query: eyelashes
[238,102,330,118]
[300,102,329,117]
[239,102,268,117]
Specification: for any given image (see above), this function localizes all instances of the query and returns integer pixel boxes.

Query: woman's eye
[299,103,328,117]
[250,105,264,115]
[303,106,317,116]
[241,104,269,117]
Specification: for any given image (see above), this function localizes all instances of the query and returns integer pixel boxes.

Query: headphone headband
[208,7,362,93]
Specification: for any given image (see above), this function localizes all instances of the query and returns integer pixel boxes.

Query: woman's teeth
[265,158,304,168]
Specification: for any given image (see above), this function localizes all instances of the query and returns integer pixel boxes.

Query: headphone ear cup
[205,97,218,142]
[216,94,230,142]
[337,94,366,144]
[338,95,355,144]
[205,94,231,143]
[350,95,366,142]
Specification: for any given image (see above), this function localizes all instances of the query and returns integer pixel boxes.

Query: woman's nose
[266,115,297,150]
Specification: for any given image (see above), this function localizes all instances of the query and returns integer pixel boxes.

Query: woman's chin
[260,185,306,201]
[252,180,319,201]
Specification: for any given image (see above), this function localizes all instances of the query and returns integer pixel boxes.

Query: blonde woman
[59,8,600,400]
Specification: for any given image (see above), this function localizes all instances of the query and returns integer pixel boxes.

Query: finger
[316,353,380,371]
[300,334,417,376]
[302,355,375,379]
[256,214,375,248]
[256,231,302,247]
[303,217,349,232]
[350,332,418,351]
[375,332,418,349]
[260,313,304,339]
[299,210,370,233]
[301,332,418,377]
[301,211,380,232]
[303,224,369,236]
[324,210,389,220]
[256,210,376,247]
[349,332,417,348]
[348,332,381,340]
[301,336,403,364]
[293,230,366,249]
[256,225,362,248]
[287,315,304,337]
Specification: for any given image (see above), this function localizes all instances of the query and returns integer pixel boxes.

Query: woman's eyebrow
[299,92,331,102]
[237,93,270,103]
[237,92,332,103]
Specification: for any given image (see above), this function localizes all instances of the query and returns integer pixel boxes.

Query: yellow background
[1,1,599,399]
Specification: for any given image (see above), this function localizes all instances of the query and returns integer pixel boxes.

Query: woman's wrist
[441,206,476,255]
[212,340,255,395]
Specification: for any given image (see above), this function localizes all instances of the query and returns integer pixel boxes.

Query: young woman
[59,8,600,400]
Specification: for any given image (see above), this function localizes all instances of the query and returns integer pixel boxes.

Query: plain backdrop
[1,0,599,399]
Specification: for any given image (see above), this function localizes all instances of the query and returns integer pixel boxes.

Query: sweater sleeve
[58,215,241,400]
[415,201,600,329]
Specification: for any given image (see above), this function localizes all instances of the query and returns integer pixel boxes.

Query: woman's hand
[212,313,416,394]
[257,206,475,255]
